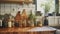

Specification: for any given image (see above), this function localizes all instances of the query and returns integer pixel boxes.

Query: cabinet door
[48,16,55,26]
[58,16,60,26]
[55,17,59,26]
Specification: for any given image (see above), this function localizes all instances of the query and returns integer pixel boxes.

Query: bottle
[15,11,21,27]
[28,10,34,27]
[8,16,13,28]
[21,9,28,27]
[44,16,48,26]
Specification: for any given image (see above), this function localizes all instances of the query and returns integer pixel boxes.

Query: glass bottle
[21,9,28,27]
[15,11,21,27]
[28,10,34,27]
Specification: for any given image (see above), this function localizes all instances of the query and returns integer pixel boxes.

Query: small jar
[0,19,2,27]
[8,21,12,28]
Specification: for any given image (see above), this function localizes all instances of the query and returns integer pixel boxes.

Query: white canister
[8,21,12,27]
[0,20,2,26]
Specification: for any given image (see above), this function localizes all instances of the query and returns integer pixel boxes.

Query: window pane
[37,0,55,16]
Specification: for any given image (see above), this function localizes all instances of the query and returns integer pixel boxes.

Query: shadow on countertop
[51,26,60,29]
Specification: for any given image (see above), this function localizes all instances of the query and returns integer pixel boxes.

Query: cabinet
[48,16,60,26]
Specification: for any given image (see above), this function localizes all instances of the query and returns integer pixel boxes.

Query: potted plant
[28,11,35,27]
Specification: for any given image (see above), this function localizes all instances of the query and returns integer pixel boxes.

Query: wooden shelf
[0,0,23,3]
[0,0,33,4]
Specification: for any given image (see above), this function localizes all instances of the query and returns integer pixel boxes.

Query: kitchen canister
[0,19,2,27]
[8,21,12,27]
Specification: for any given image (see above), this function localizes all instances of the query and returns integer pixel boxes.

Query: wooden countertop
[0,27,32,32]
[0,26,56,32]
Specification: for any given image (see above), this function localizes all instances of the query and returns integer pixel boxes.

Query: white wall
[59,1,60,13]
[0,3,35,16]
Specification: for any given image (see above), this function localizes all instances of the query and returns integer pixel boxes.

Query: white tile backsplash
[0,3,35,16]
